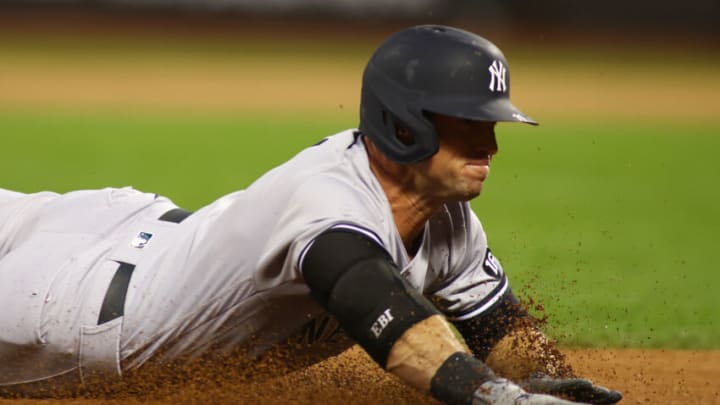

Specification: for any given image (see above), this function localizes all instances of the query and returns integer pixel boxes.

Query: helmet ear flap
[394,124,415,146]
[359,87,439,164]
[382,110,416,147]
[377,111,408,146]
[359,81,438,164]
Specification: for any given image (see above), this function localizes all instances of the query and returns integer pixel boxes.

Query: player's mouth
[462,155,491,181]
[465,159,490,167]
[465,152,492,167]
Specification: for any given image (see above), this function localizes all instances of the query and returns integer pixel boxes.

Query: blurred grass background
[1,8,718,350]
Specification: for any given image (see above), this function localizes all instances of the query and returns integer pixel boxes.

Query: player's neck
[381,182,436,249]
[364,138,441,253]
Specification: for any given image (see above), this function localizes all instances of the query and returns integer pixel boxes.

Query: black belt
[158,208,193,224]
[97,207,192,325]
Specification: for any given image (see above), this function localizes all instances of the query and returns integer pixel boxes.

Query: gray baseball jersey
[0,129,508,389]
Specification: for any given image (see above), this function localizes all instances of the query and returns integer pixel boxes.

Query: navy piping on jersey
[328,224,384,247]
[447,275,509,322]
[297,223,385,273]
[346,130,363,150]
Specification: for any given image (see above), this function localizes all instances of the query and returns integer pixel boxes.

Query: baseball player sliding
[0,25,621,404]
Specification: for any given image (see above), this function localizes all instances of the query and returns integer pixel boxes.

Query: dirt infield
[163,346,720,405]
[1,55,718,121]
[1,346,718,404]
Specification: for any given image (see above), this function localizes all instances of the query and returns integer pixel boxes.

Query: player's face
[418,115,498,201]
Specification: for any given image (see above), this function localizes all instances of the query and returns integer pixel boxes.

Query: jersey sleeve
[427,203,510,321]
[271,174,389,281]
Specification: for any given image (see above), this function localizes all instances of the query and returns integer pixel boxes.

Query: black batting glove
[520,373,622,405]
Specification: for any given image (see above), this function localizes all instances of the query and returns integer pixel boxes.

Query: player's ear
[394,122,415,146]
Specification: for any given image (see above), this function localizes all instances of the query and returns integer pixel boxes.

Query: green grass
[0,110,351,208]
[473,119,720,349]
[2,111,718,350]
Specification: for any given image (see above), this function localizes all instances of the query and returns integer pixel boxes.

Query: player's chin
[457,182,484,201]
[468,186,483,200]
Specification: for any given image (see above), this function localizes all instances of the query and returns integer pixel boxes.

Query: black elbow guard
[301,228,440,366]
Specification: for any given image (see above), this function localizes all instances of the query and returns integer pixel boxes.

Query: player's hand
[472,378,592,404]
[519,373,622,405]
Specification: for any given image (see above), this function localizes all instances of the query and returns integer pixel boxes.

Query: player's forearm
[301,229,501,403]
[388,314,508,404]
[385,314,471,392]
[450,287,574,382]
[451,287,531,361]
[485,325,574,381]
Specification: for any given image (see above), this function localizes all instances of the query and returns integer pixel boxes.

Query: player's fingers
[523,376,622,405]
[564,384,622,405]
[525,376,593,393]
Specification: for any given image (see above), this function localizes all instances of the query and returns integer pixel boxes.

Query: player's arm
[451,284,622,404]
[300,227,584,405]
[450,288,571,380]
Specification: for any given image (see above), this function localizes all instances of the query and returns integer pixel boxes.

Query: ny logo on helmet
[488,60,507,93]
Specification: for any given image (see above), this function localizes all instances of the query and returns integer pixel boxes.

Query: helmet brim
[422,96,539,126]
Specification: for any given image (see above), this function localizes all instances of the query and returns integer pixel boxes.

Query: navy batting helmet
[359,25,537,164]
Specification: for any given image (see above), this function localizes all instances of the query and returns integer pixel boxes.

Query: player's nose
[473,134,498,158]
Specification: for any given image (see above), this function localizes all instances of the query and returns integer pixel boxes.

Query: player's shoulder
[294,129,360,162]
[288,130,373,196]
[290,166,377,213]
[270,130,358,182]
